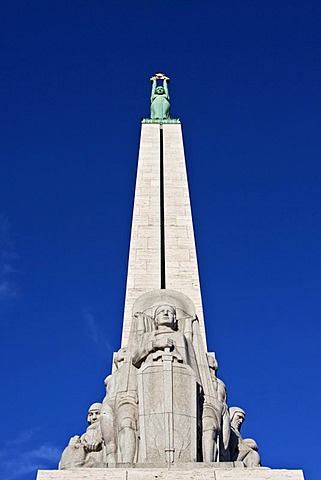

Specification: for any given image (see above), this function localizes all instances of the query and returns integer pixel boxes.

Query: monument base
[36,465,305,480]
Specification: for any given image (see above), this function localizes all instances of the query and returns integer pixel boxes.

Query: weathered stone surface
[137,353,197,463]
[121,124,206,351]
[37,467,305,480]
[163,124,206,349]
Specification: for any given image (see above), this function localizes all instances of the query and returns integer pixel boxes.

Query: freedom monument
[36,74,304,479]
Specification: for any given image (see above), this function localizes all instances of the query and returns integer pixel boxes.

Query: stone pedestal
[37,466,305,480]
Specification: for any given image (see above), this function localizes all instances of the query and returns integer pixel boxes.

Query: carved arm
[150,79,157,101]
[163,79,169,99]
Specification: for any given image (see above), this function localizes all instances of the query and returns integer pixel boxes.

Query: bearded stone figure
[229,406,261,467]
[59,403,104,469]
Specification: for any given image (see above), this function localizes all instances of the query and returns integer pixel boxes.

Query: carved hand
[82,437,103,453]
[81,431,103,452]
[152,337,174,351]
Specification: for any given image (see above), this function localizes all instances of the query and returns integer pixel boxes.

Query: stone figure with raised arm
[59,403,104,469]
[150,72,171,120]
[228,406,261,467]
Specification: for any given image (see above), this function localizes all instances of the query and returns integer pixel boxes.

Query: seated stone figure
[59,403,104,469]
[228,406,261,467]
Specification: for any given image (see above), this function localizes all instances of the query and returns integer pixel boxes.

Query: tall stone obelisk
[37,74,305,480]
[121,122,207,350]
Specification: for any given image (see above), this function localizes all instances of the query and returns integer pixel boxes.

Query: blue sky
[0,1,320,479]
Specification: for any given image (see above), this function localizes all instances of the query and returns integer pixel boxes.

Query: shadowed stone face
[87,403,102,425]
[231,411,245,432]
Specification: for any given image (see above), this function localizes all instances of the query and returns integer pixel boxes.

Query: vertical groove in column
[160,125,166,289]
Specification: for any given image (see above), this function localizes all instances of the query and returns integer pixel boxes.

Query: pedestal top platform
[37,466,305,480]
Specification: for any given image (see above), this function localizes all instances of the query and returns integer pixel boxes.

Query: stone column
[121,123,206,350]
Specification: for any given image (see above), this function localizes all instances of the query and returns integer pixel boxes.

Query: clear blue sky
[0,1,320,479]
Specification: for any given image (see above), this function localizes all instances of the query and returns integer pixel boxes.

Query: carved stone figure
[202,353,230,462]
[100,375,117,464]
[132,304,200,375]
[132,301,199,463]
[150,73,170,120]
[101,346,138,464]
[229,407,261,467]
[59,403,104,469]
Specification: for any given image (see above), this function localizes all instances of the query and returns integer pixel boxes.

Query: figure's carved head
[229,407,246,432]
[104,374,112,390]
[207,352,218,372]
[114,347,126,368]
[87,402,102,425]
[154,304,177,329]
[155,86,165,95]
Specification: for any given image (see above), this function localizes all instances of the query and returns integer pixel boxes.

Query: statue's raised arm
[163,78,169,99]
[150,73,171,120]
[150,78,157,102]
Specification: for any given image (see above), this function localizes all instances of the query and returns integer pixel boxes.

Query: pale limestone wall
[37,467,305,480]
[121,123,207,350]
[163,124,206,349]
[121,124,161,347]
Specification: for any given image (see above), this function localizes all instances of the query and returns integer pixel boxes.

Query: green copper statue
[150,73,170,120]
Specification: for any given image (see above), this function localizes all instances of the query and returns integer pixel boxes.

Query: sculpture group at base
[59,289,261,469]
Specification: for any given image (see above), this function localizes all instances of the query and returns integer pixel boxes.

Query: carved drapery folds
[59,290,260,468]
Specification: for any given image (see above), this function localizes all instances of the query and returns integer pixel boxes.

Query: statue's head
[229,406,246,432]
[154,304,177,329]
[155,86,165,95]
[207,353,218,372]
[114,347,126,369]
[87,402,102,425]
